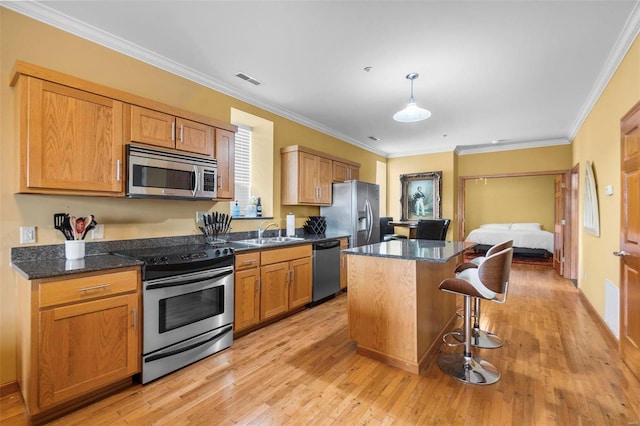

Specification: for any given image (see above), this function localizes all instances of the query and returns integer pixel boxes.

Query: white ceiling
[6,1,640,157]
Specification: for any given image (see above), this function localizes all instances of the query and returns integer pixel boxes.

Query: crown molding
[568,0,640,140]
[455,138,570,156]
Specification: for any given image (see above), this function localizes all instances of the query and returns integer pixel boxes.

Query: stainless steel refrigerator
[321,181,380,247]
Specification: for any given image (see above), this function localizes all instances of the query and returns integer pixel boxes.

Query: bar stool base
[438,353,500,385]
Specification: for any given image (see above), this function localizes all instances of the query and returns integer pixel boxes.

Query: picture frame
[583,161,600,237]
[400,171,442,221]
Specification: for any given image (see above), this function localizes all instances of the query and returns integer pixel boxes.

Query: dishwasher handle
[313,240,341,250]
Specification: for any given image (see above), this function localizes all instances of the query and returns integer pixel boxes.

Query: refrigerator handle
[365,199,373,242]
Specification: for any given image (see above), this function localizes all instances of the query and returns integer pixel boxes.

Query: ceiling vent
[235,72,262,86]
[368,136,380,141]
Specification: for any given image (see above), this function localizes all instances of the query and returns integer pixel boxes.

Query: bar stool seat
[438,247,513,385]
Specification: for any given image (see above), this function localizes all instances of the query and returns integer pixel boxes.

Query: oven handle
[146,268,233,290]
[145,325,233,363]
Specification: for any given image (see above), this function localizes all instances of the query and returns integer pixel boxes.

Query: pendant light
[393,73,431,122]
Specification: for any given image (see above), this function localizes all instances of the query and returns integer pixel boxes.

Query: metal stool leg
[438,294,500,385]
[453,297,504,349]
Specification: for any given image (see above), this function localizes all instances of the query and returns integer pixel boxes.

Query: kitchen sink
[236,236,305,246]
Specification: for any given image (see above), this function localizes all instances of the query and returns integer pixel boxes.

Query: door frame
[458,169,572,276]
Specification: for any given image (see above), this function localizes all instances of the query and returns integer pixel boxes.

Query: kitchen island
[343,239,474,374]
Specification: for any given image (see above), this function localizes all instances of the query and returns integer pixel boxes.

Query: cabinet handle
[613,251,628,257]
[256,277,261,292]
[290,269,295,283]
[78,283,111,292]
[218,175,223,188]
[132,307,137,330]
[241,259,256,265]
[179,124,184,142]
[171,122,175,141]
[116,160,121,182]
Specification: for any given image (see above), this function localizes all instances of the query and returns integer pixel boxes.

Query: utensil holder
[65,240,85,260]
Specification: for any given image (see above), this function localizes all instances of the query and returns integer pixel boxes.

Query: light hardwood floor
[2,264,640,425]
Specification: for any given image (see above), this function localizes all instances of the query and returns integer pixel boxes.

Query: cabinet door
[38,293,139,409]
[317,156,333,205]
[234,268,260,332]
[333,161,348,183]
[215,129,235,199]
[25,79,123,194]
[298,152,320,203]
[340,238,349,290]
[349,166,360,181]
[130,105,175,149]
[288,257,312,310]
[176,117,214,156]
[260,262,289,320]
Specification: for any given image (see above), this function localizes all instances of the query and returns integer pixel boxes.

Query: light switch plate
[196,211,208,223]
[20,226,36,244]
[92,224,104,239]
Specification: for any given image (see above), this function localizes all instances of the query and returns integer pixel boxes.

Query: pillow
[511,223,542,231]
[479,223,512,230]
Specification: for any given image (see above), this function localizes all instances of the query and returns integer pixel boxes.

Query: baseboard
[0,381,19,397]
[578,289,619,349]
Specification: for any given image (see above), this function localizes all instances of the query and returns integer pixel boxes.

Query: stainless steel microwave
[126,144,217,200]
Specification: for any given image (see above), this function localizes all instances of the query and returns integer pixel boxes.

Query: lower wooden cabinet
[234,251,261,333]
[234,245,312,333]
[16,267,140,419]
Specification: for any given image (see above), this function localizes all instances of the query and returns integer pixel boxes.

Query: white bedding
[465,225,554,253]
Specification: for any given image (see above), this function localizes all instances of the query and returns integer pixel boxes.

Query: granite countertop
[11,232,350,280]
[342,240,476,263]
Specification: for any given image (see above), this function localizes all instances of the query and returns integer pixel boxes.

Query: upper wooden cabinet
[215,129,235,199]
[10,61,237,197]
[129,105,214,156]
[14,76,124,196]
[281,146,353,206]
[333,161,360,183]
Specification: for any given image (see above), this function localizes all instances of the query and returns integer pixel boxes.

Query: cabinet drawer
[261,244,312,266]
[236,251,260,270]
[40,269,139,308]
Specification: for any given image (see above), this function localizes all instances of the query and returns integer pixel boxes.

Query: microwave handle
[192,166,199,197]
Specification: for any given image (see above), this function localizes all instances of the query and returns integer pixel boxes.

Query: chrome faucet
[258,221,278,240]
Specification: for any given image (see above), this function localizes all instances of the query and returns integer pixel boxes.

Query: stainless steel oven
[126,144,218,200]
[113,245,234,384]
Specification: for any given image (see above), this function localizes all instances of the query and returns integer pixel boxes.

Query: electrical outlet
[20,226,36,244]
[196,211,208,223]
[92,224,105,239]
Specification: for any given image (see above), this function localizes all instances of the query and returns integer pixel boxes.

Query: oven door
[143,266,234,355]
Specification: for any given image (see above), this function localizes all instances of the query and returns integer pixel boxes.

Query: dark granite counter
[11,232,350,280]
[342,239,475,263]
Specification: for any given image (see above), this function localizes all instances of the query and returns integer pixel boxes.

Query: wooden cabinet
[281,148,333,205]
[281,145,361,205]
[339,237,349,290]
[333,161,360,183]
[260,245,312,321]
[233,245,313,335]
[215,128,235,199]
[15,76,124,196]
[234,251,261,332]
[129,105,214,156]
[16,267,140,419]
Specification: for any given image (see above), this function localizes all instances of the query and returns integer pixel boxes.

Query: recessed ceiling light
[491,140,501,144]
[364,66,373,72]
[235,72,261,86]
[368,136,380,141]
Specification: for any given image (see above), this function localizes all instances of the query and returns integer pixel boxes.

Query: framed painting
[400,171,442,221]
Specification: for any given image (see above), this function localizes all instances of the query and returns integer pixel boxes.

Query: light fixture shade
[393,102,431,122]
[393,72,431,122]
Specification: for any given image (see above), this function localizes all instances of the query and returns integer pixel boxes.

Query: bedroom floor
[464,251,553,266]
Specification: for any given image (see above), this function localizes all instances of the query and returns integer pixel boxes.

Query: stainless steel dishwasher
[311,239,341,305]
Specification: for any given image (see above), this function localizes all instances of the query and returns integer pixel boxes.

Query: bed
[465,223,554,257]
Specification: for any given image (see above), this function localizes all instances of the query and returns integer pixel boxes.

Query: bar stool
[454,240,513,348]
[438,247,513,385]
